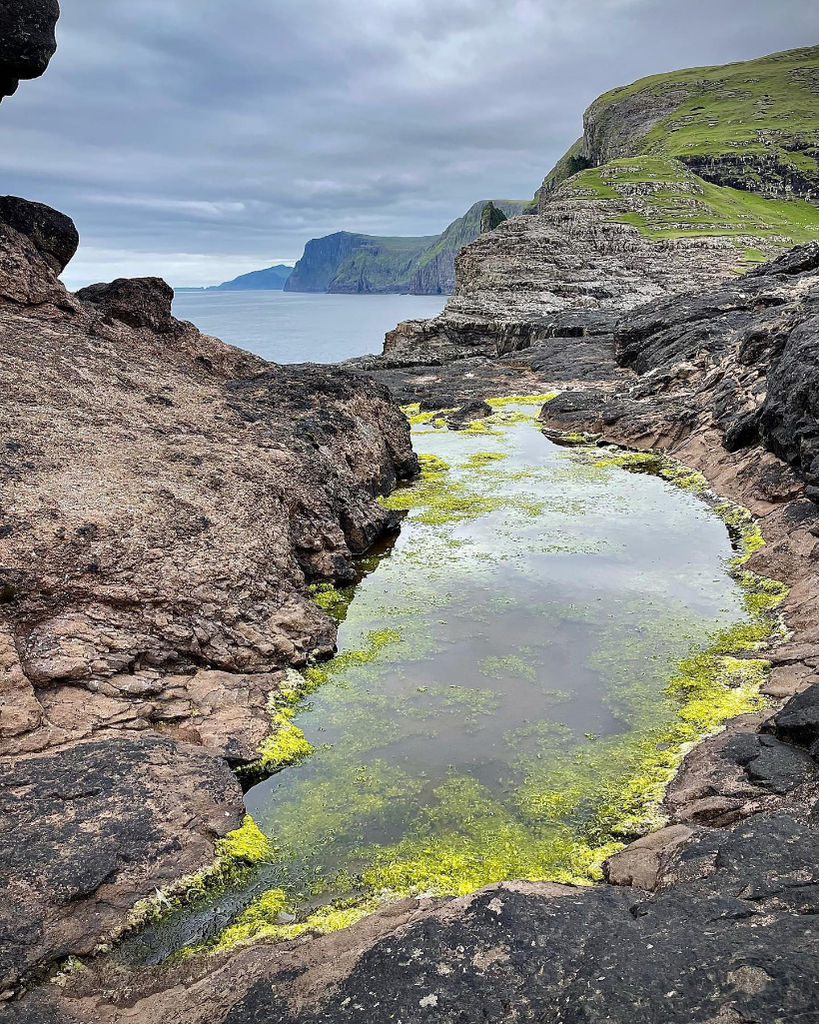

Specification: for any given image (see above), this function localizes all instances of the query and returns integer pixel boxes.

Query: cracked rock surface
[0,199,416,995]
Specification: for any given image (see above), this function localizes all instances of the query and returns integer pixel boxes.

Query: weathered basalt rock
[76,276,175,332]
[764,682,819,748]
[23,797,819,1022]
[0,733,243,994]
[0,197,77,308]
[0,196,78,273]
[445,398,492,429]
[0,0,59,100]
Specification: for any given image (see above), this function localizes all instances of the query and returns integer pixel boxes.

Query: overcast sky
[2,0,818,288]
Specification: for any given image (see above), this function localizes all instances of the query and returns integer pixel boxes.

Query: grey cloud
[1,0,817,288]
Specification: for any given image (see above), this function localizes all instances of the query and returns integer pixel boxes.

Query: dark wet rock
[445,398,492,429]
[0,732,243,992]
[418,393,455,411]
[721,408,760,452]
[76,277,176,333]
[32,801,819,1023]
[0,197,79,273]
[0,0,59,100]
[721,732,819,794]
[764,683,819,749]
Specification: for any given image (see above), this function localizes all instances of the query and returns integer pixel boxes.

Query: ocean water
[171,290,447,363]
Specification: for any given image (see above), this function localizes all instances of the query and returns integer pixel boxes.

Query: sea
[171,290,447,364]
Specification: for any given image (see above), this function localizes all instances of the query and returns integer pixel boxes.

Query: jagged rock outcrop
[0,199,417,994]
[0,734,243,997]
[0,196,78,273]
[76,276,176,332]
[478,200,508,234]
[0,194,78,308]
[0,0,59,100]
[376,197,756,365]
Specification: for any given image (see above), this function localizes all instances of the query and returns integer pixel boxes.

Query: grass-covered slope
[561,156,819,261]
[538,46,819,262]
[544,45,819,201]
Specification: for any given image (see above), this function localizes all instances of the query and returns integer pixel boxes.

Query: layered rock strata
[0,200,416,995]
[374,196,759,366]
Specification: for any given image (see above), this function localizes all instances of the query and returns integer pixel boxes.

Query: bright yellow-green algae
[309,581,351,621]
[466,451,509,468]
[117,816,277,942]
[486,393,558,407]
[200,406,786,953]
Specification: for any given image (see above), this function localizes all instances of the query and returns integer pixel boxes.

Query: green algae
[486,393,558,408]
[466,451,509,468]
[479,654,537,682]
[179,405,787,957]
[309,582,351,622]
[115,815,277,945]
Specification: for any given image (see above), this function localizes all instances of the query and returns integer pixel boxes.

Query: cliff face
[377,45,819,367]
[406,199,526,295]
[0,199,417,994]
[284,200,528,295]
[283,231,377,292]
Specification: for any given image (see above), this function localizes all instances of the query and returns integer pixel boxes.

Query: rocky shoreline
[3,10,819,1021]
[8,245,819,1024]
[0,198,418,1002]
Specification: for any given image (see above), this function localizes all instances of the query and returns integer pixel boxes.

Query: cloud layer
[2,0,817,287]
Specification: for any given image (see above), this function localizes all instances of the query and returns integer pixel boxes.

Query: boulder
[721,732,819,794]
[0,0,59,100]
[603,824,693,890]
[76,277,176,333]
[446,399,492,429]
[0,196,79,273]
[764,683,819,749]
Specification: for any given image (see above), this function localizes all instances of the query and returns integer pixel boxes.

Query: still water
[124,403,773,959]
[172,290,446,363]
